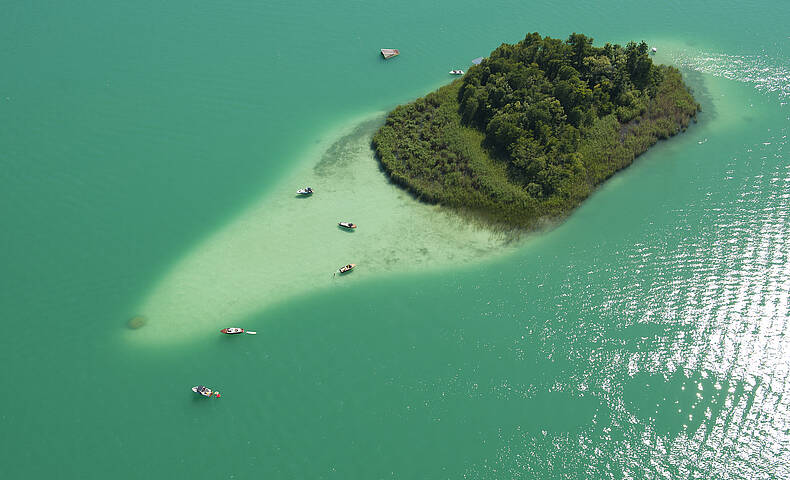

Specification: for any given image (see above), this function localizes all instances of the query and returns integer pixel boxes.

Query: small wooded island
[373,33,700,228]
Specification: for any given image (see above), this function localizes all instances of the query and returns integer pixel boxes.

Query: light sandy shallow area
[127,115,522,345]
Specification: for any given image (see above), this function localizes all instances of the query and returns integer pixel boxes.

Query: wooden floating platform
[381,49,400,59]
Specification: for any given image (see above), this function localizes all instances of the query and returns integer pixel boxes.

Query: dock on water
[381,49,400,59]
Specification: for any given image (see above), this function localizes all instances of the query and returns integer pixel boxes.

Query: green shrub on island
[373,32,700,228]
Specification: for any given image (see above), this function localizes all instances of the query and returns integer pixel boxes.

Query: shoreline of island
[373,33,700,230]
[125,112,528,346]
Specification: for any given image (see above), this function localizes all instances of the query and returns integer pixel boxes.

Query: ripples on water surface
[458,105,790,478]
[674,50,790,98]
[2,0,790,478]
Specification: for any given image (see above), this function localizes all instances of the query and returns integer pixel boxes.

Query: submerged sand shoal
[127,115,523,346]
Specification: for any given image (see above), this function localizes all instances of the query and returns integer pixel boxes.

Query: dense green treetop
[373,33,700,228]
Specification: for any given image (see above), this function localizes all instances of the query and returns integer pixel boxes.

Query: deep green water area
[2,1,789,478]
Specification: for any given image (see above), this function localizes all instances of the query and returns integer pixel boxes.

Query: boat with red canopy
[220,327,244,334]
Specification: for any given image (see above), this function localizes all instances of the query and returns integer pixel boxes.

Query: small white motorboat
[449,70,464,75]
[192,385,221,398]
[651,47,657,53]
[338,263,356,274]
[297,187,314,195]
[338,222,357,229]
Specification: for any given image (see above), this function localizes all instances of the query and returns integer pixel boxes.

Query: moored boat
[220,327,244,334]
[192,385,221,398]
[381,49,400,59]
[296,187,314,195]
[338,222,357,229]
[338,263,356,274]
[449,69,464,75]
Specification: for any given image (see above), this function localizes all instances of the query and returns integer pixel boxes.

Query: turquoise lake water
[2,0,789,478]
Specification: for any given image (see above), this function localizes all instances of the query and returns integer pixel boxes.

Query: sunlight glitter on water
[620,132,790,478]
[459,80,790,478]
[671,50,790,98]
